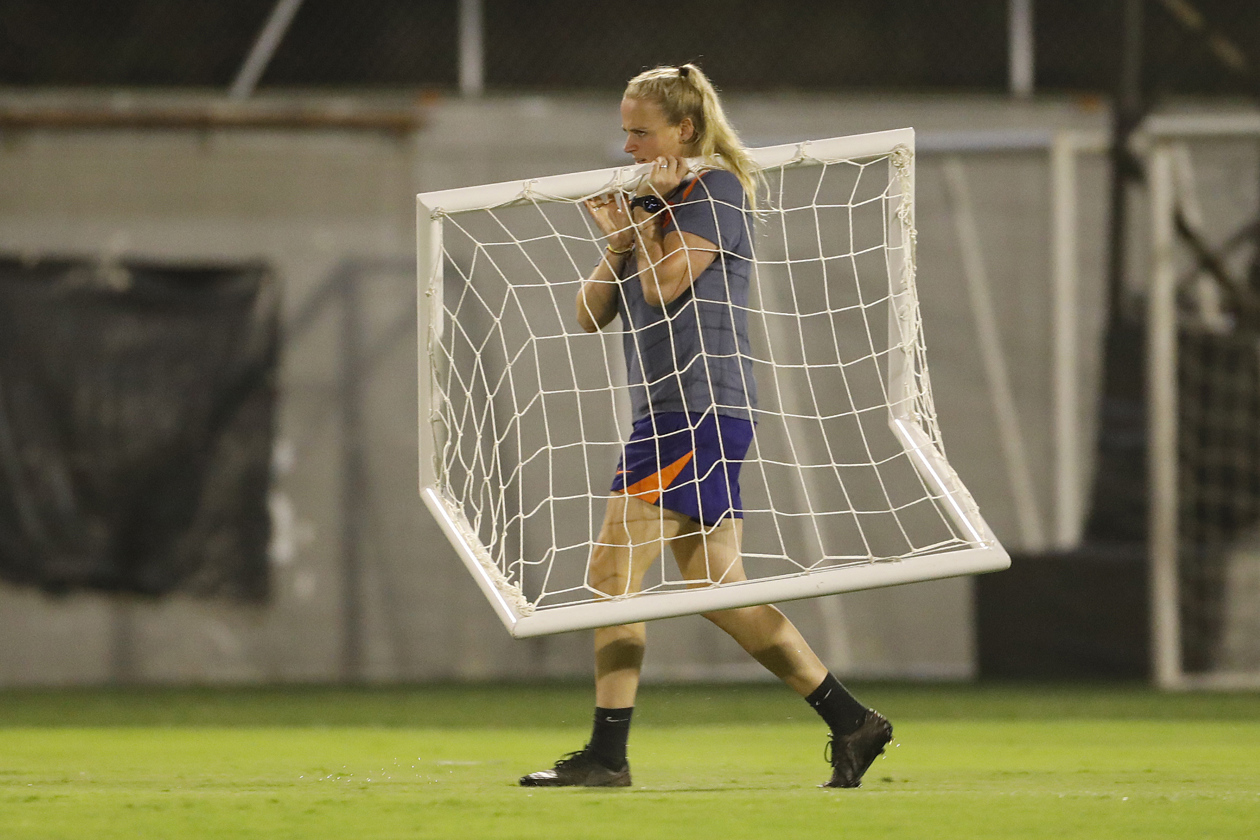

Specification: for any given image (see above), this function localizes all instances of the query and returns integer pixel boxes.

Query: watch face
[634,195,665,214]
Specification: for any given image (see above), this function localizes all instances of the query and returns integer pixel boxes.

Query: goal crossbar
[418,129,918,215]
[417,127,1009,639]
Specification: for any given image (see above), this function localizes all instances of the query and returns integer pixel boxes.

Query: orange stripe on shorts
[616,451,694,505]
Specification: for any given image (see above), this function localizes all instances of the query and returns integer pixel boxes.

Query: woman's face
[620,97,693,163]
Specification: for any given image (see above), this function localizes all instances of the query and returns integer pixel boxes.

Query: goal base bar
[1158,672,1260,692]
[423,487,1009,639]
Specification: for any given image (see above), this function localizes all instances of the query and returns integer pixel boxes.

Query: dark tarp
[0,256,278,601]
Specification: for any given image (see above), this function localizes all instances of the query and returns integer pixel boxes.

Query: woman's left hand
[639,155,688,199]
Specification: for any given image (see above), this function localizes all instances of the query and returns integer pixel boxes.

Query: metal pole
[458,0,485,97]
[230,0,306,100]
[1008,0,1035,99]
[1051,132,1081,549]
[1148,143,1183,689]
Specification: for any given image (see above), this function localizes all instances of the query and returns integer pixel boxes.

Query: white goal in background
[416,129,1009,638]
[1146,114,1260,690]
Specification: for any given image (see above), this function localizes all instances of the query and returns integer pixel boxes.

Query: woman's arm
[576,247,627,333]
[577,193,635,333]
[632,223,717,309]
[631,156,719,309]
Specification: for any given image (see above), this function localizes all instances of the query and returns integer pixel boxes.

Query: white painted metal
[885,146,918,427]
[1051,131,1082,549]
[416,201,444,491]
[1144,113,1260,139]
[891,418,997,548]
[1147,143,1182,689]
[1008,0,1035,99]
[230,0,305,100]
[458,0,484,98]
[417,129,917,215]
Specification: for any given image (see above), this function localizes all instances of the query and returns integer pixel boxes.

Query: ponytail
[624,64,761,211]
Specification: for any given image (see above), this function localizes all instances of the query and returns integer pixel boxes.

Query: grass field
[1,682,1258,839]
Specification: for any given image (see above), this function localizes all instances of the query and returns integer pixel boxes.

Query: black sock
[587,707,633,769]
[805,673,868,737]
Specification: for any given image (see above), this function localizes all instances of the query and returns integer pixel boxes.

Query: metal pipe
[459,0,485,97]
[1147,143,1183,689]
[230,0,306,100]
[1008,0,1035,99]
[1051,132,1082,548]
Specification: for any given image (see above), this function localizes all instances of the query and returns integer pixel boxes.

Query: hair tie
[679,65,691,78]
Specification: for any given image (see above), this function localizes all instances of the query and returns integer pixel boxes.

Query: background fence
[3,1,1259,96]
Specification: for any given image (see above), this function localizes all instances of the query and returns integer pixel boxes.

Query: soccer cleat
[822,709,893,789]
[519,748,632,788]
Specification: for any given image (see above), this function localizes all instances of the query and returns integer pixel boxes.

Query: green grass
[1,683,1258,839]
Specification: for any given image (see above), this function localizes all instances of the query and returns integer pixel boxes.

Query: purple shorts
[610,411,754,526]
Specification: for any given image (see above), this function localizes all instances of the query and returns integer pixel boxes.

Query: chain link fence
[2,0,1259,95]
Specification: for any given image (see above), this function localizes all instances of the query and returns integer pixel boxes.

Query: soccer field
[1,683,1258,840]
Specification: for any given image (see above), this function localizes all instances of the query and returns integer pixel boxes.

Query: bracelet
[605,243,633,255]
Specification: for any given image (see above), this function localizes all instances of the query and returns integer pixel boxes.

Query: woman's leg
[587,494,688,707]
[669,518,828,695]
[520,494,691,786]
[669,517,892,788]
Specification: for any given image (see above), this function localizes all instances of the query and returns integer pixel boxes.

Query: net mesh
[425,143,978,614]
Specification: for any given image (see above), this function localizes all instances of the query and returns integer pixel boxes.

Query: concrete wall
[0,92,1112,686]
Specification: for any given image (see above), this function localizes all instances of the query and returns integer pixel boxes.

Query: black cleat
[519,748,632,788]
[822,709,893,789]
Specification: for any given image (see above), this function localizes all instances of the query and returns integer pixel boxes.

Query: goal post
[1144,113,1260,689]
[417,128,1010,638]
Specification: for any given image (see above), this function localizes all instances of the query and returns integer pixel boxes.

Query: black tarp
[0,256,278,601]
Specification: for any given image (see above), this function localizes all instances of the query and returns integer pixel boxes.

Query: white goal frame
[1145,113,1260,690]
[416,128,1010,638]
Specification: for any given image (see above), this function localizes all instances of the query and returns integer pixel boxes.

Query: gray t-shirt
[617,168,757,422]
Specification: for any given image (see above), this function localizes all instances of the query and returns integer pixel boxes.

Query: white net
[418,131,1005,636]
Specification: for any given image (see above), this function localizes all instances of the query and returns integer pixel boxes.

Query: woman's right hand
[584,192,633,253]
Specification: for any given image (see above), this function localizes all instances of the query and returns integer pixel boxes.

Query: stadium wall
[0,92,1109,685]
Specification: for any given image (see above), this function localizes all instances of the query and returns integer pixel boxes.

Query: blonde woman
[520,64,892,790]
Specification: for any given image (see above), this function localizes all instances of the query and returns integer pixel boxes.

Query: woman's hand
[638,155,687,199]
[584,192,633,252]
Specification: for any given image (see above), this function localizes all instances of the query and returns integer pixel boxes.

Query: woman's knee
[587,544,628,596]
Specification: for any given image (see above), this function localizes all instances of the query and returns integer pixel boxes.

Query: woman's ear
[677,117,696,145]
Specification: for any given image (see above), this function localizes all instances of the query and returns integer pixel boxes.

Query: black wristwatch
[629,194,666,215]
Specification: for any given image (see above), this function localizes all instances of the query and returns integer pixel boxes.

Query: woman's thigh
[589,494,692,596]
[669,517,747,587]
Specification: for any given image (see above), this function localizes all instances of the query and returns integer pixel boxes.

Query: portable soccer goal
[416,128,1009,638]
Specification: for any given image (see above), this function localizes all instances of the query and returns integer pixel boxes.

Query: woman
[519,64,892,790]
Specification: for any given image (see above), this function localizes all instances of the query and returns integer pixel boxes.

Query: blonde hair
[624,63,760,211]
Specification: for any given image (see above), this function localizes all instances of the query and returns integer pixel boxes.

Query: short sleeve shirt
[617,168,758,422]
